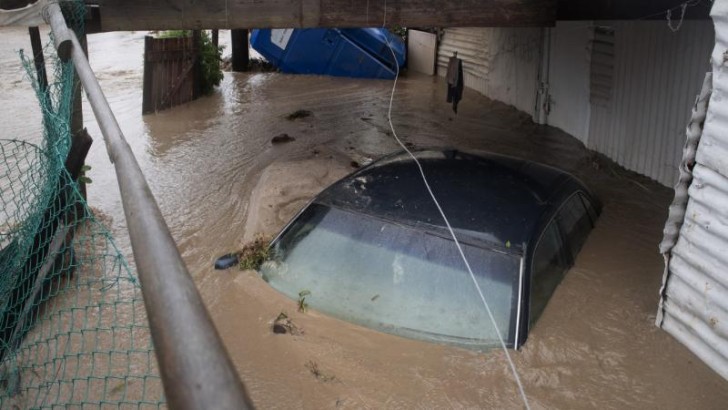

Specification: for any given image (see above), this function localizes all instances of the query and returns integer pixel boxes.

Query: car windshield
[262,204,522,349]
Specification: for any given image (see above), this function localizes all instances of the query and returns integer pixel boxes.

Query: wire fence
[0,1,165,407]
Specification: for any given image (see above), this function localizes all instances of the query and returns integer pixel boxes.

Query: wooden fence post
[192,30,202,98]
[142,35,154,114]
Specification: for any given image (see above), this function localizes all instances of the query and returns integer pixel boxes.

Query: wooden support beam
[557,0,711,21]
[91,0,556,32]
[231,29,249,72]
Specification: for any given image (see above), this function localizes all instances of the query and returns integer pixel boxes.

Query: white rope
[667,0,704,32]
[381,31,532,410]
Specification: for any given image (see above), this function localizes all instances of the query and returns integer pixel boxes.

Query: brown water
[2,27,727,408]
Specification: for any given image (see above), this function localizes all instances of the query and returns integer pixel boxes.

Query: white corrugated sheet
[436,27,541,115]
[437,28,489,94]
[547,21,593,143]
[658,0,728,381]
[587,21,714,187]
[407,30,437,75]
[485,27,542,116]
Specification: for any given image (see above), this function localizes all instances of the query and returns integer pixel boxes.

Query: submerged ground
[1,27,727,408]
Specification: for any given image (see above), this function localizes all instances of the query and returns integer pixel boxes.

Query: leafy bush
[158,30,224,95]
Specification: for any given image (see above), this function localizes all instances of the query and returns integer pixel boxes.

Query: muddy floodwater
[2,27,728,408]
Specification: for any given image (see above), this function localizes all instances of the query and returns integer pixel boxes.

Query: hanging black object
[445,53,463,113]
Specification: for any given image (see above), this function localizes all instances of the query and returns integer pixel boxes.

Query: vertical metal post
[45,4,254,409]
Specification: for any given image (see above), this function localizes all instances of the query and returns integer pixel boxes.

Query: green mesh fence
[0,2,165,407]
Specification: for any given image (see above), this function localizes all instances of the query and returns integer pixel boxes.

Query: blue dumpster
[249,28,405,80]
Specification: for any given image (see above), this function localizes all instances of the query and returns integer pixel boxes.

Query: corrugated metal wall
[658,1,728,381]
[587,21,714,186]
[548,21,593,143]
[485,28,542,116]
[437,22,713,187]
[436,27,541,115]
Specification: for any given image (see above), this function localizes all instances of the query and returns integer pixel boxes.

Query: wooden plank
[143,35,198,114]
[92,0,556,31]
[320,0,555,27]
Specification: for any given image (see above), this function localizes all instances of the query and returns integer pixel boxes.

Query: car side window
[556,193,594,262]
[530,219,568,328]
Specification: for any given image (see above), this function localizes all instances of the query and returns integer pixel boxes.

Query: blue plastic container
[250,28,405,80]
[338,28,405,69]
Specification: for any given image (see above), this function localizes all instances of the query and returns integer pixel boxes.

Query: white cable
[381,37,531,410]
[667,2,689,32]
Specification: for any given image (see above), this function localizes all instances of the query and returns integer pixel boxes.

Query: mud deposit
[2,28,727,408]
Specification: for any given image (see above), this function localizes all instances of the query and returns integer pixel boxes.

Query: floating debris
[271,133,296,144]
[272,312,303,335]
[305,360,336,382]
[286,109,313,120]
[238,237,270,271]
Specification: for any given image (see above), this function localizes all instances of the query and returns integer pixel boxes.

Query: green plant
[158,30,224,96]
[198,31,224,95]
[389,25,406,40]
[297,290,310,313]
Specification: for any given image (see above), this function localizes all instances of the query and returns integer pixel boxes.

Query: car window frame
[554,192,596,265]
[522,190,593,346]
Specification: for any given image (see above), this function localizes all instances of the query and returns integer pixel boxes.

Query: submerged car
[261,149,600,349]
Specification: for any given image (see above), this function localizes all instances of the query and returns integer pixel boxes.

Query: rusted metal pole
[45,3,254,409]
[27,26,48,92]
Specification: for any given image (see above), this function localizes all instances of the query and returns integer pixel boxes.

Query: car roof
[314,149,589,252]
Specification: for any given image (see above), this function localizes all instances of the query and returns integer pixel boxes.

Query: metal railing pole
[45,4,254,409]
